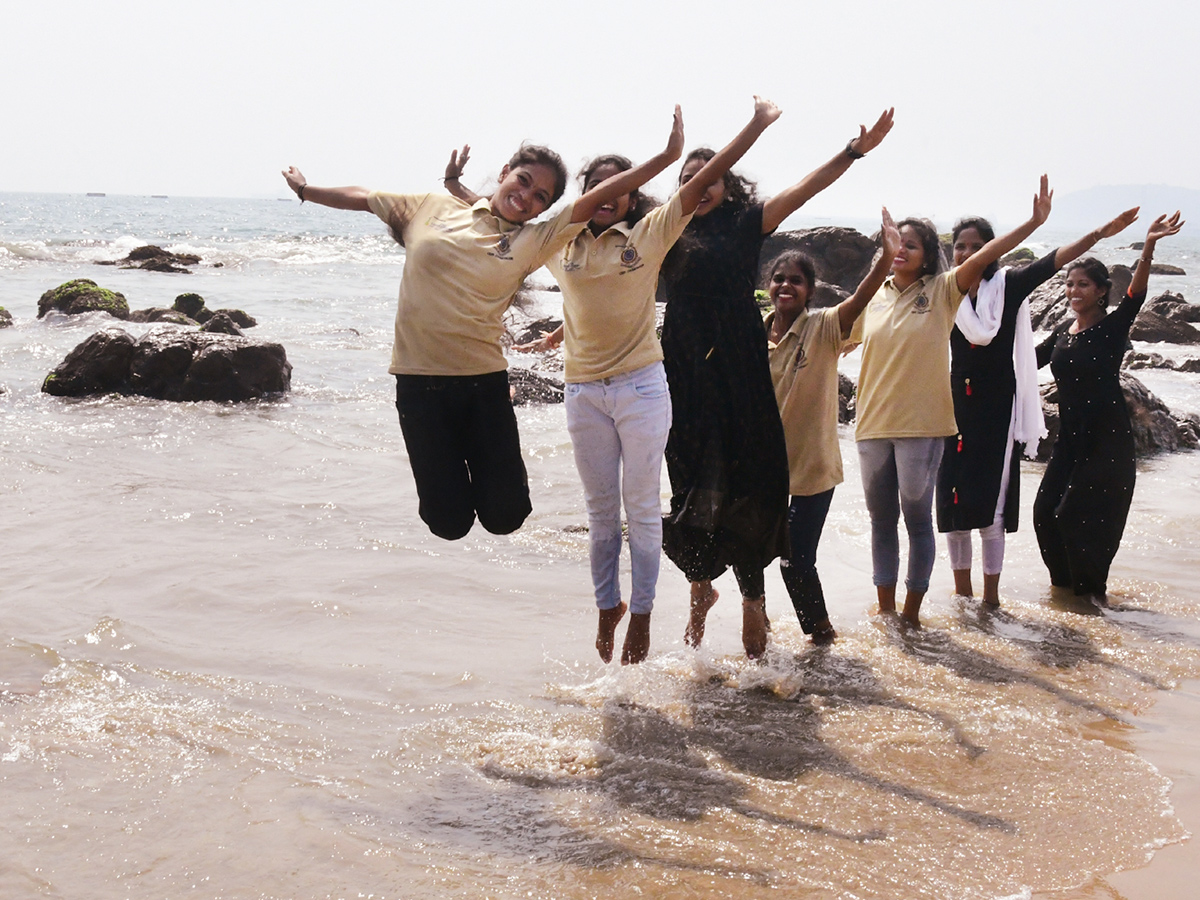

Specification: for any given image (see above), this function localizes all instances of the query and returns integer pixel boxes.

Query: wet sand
[1039,682,1200,899]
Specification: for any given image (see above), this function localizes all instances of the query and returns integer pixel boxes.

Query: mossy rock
[173,292,206,318]
[37,279,129,320]
[999,247,1037,266]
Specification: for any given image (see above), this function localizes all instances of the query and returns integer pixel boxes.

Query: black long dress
[1031,289,1145,596]
[937,251,1059,534]
[658,201,790,583]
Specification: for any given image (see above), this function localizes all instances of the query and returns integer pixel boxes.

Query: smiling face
[1065,266,1108,316]
[583,161,633,231]
[952,226,986,267]
[492,163,558,224]
[892,225,928,280]
[768,260,812,318]
[680,156,725,217]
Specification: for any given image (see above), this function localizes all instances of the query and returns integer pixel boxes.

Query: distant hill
[1054,185,1199,227]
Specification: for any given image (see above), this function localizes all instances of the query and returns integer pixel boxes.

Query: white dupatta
[954,268,1047,448]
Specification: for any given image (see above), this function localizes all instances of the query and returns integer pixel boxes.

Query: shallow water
[2,193,1199,898]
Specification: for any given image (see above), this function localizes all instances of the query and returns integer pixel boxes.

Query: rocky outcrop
[509,367,564,406]
[96,245,202,274]
[126,307,197,325]
[1128,309,1200,344]
[761,227,879,295]
[199,313,244,336]
[1143,291,1200,322]
[0,307,12,328]
[1032,373,1199,460]
[1125,350,1200,373]
[38,279,130,319]
[172,293,257,328]
[42,329,291,402]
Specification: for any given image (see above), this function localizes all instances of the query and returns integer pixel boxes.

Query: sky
[4,0,1199,227]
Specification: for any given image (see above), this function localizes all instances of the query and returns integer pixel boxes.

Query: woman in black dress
[661,107,894,657]
[936,207,1139,606]
[1032,211,1183,603]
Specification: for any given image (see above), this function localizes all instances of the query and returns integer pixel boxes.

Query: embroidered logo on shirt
[911,292,931,314]
[618,244,644,274]
[489,234,514,261]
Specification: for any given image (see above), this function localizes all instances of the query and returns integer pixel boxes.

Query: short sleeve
[636,192,693,259]
[527,203,587,269]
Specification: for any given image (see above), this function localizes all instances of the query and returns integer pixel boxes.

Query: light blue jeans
[857,437,944,594]
[565,362,672,616]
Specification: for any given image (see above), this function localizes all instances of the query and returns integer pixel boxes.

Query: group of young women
[282,100,1183,664]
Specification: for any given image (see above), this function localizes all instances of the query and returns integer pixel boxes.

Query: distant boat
[151,194,168,199]
[87,192,106,197]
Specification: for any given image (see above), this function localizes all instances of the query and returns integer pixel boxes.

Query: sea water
[2,192,1199,899]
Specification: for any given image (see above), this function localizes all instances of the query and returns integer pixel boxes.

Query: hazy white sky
[4,0,1199,224]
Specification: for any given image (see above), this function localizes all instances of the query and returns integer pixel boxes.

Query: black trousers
[395,372,531,540]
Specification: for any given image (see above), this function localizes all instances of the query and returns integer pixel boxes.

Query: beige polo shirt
[851,270,965,441]
[767,306,848,496]
[547,192,692,383]
[368,192,584,376]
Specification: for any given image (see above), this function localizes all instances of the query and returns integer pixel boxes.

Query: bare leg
[685,581,718,648]
[953,568,974,598]
[875,584,897,615]
[810,617,837,646]
[901,590,925,628]
[595,601,627,663]
[742,596,769,659]
[621,612,651,665]
[982,573,1001,607]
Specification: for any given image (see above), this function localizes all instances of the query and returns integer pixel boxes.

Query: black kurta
[1031,289,1145,596]
[658,201,790,582]
[937,251,1059,534]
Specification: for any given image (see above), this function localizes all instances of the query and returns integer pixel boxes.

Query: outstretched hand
[850,108,894,156]
[1031,174,1053,226]
[281,166,306,197]
[1096,206,1140,239]
[665,105,685,161]
[880,206,900,260]
[752,95,782,128]
[1146,210,1185,244]
[445,145,471,181]
[513,332,560,354]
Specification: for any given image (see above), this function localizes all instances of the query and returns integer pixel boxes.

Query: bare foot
[685,581,718,648]
[621,612,651,665]
[810,618,837,646]
[596,602,627,663]
[742,596,769,659]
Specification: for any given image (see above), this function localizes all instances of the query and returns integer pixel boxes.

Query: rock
[838,373,856,424]
[113,245,201,273]
[761,226,879,294]
[1133,263,1186,275]
[512,316,561,346]
[37,279,130,319]
[127,307,198,325]
[172,293,206,318]
[212,308,256,328]
[1033,373,1196,460]
[1124,351,1174,370]
[42,329,291,402]
[999,247,1037,266]
[200,312,244,336]
[1027,266,1133,333]
[1177,358,1200,374]
[508,367,564,406]
[1144,291,1200,323]
[1128,309,1200,344]
[0,307,12,328]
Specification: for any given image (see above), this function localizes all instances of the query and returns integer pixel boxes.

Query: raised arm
[955,175,1052,293]
[570,106,685,224]
[281,167,371,211]
[1052,206,1140,269]
[760,108,894,234]
[1129,211,1185,296]
[838,208,899,336]
[444,145,483,205]
[678,95,781,215]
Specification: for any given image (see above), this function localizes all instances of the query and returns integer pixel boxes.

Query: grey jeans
[857,437,944,594]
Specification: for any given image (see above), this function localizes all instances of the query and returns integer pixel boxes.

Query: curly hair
[679,147,758,210]
[1066,257,1113,308]
[952,216,999,280]
[506,144,569,205]
[578,154,661,226]
[897,217,943,277]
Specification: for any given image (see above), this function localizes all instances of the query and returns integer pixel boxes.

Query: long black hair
[578,154,660,226]
[679,147,757,210]
[952,216,999,280]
